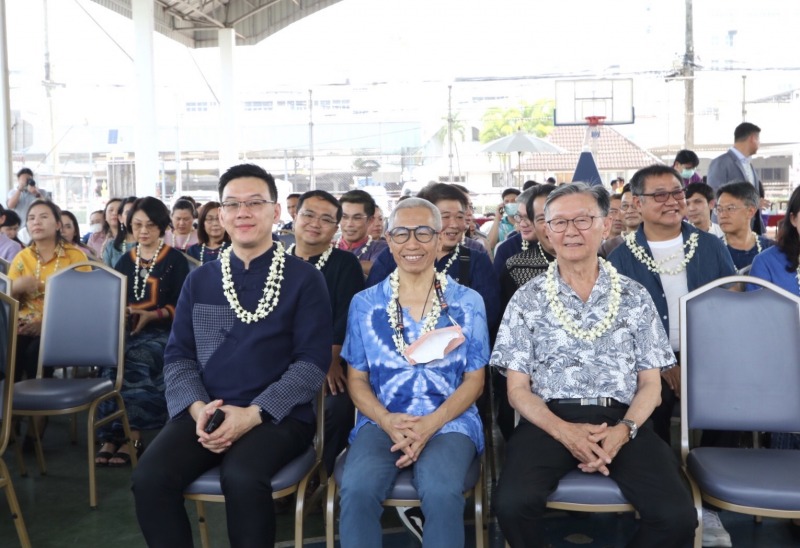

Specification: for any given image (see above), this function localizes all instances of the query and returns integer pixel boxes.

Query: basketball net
[583,116,606,155]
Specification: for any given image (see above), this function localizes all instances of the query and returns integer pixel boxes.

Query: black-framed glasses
[387,225,438,244]
[297,210,338,226]
[546,216,601,233]
[220,199,274,213]
[638,189,686,203]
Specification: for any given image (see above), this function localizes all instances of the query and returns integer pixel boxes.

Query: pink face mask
[403,324,465,365]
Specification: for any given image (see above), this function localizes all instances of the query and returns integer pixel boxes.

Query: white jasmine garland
[439,243,460,274]
[286,243,333,271]
[221,242,286,324]
[624,231,699,275]
[133,239,165,302]
[386,268,448,356]
[199,242,226,264]
[545,258,621,342]
[537,241,554,262]
[722,232,762,254]
[521,239,529,251]
[356,235,373,259]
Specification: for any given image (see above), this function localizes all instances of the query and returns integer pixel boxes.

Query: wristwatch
[617,418,638,440]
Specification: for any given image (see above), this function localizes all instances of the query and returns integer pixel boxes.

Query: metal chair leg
[0,458,31,548]
[195,500,211,548]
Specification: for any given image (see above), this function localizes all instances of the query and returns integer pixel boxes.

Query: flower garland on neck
[133,239,165,301]
[171,231,191,251]
[285,243,333,271]
[30,242,64,296]
[199,242,227,264]
[537,241,555,263]
[221,242,286,324]
[386,268,448,355]
[545,258,621,342]
[439,243,460,274]
[521,239,529,251]
[722,232,761,254]
[623,231,699,275]
[355,235,373,259]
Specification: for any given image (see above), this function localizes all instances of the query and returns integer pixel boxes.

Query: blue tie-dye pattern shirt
[342,275,489,453]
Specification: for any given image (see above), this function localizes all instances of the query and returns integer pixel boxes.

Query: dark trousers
[15,335,42,381]
[494,404,697,548]
[324,391,354,475]
[132,414,314,548]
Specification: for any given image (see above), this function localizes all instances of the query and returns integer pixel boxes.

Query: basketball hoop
[585,116,607,127]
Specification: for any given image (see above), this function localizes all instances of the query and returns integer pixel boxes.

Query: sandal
[95,441,120,466]
[109,439,144,468]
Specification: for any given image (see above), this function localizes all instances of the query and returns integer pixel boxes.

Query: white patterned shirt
[490,262,675,405]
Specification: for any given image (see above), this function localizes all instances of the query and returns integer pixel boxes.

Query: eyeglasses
[220,199,274,213]
[638,189,686,203]
[298,210,338,226]
[546,216,601,233]
[387,225,438,244]
[715,205,748,215]
[341,214,368,223]
[512,213,531,224]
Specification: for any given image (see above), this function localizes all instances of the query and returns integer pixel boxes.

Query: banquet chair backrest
[681,275,800,434]
[38,262,126,376]
[0,272,11,295]
[0,292,19,455]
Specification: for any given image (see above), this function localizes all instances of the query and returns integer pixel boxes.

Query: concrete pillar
[218,28,237,173]
[0,0,13,191]
[132,0,158,198]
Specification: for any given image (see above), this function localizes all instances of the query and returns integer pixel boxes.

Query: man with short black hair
[487,187,522,250]
[7,168,50,221]
[287,190,365,474]
[609,164,736,548]
[338,189,388,277]
[707,122,766,234]
[599,192,625,257]
[685,184,723,237]
[715,182,774,270]
[133,163,332,547]
[282,192,301,232]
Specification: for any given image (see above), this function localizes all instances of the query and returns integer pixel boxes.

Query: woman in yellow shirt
[9,199,88,381]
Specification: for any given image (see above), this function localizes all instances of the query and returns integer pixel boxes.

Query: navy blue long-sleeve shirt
[163,243,332,425]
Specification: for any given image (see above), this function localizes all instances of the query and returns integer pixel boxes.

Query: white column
[218,28,237,173]
[0,0,13,192]
[132,0,158,198]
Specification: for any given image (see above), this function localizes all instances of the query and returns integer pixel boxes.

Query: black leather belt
[548,397,627,408]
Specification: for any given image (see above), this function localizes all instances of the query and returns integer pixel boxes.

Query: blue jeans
[339,423,476,548]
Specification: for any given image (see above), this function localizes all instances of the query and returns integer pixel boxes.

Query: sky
[5,0,800,146]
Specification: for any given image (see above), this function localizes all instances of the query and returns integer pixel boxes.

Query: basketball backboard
[554,78,634,125]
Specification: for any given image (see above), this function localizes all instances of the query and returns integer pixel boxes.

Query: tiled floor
[1,415,799,547]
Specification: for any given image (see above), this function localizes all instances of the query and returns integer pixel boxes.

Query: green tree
[435,111,466,144]
[479,99,555,143]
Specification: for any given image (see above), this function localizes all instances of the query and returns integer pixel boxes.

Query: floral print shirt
[491,263,674,405]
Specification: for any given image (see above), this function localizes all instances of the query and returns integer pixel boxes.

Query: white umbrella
[482,131,564,184]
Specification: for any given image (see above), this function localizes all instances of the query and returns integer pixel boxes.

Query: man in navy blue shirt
[133,164,332,547]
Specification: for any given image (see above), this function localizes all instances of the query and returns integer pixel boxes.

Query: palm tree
[479,99,555,143]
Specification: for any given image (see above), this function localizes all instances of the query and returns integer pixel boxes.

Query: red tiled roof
[519,125,663,171]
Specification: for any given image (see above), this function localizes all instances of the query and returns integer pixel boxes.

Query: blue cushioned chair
[183,389,327,548]
[11,262,135,509]
[0,292,31,547]
[325,449,487,548]
[0,272,11,295]
[680,275,800,541]
[0,258,10,276]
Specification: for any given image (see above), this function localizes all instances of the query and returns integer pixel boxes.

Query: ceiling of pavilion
[90,0,344,48]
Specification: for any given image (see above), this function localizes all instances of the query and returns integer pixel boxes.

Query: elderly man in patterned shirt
[491,183,696,548]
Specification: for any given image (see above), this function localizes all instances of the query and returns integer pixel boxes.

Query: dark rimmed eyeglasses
[637,189,686,203]
[387,225,438,244]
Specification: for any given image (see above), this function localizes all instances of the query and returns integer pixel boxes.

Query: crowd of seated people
[3,159,800,548]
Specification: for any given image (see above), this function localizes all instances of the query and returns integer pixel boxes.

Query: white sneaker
[397,506,424,543]
[702,509,732,547]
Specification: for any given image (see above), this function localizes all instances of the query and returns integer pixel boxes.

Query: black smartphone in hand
[203,409,225,434]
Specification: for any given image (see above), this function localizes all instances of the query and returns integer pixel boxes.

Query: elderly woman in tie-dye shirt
[337,197,489,548]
